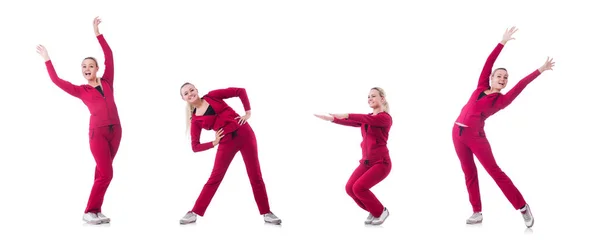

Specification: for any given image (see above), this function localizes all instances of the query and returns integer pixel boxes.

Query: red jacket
[44,34,120,129]
[455,43,541,130]
[332,112,393,164]
[190,87,251,152]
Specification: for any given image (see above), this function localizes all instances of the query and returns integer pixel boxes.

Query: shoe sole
[265,220,282,225]
[466,219,483,224]
[83,219,103,225]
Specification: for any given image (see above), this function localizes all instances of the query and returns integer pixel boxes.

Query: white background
[1,0,598,241]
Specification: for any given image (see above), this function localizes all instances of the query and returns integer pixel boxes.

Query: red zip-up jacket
[190,87,251,152]
[455,43,541,130]
[332,112,393,164]
[44,34,120,129]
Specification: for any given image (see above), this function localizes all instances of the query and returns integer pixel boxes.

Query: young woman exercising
[179,83,281,225]
[453,26,555,228]
[314,87,393,226]
[36,17,121,225]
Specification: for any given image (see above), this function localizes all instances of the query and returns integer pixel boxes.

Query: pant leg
[351,162,391,217]
[108,124,122,160]
[191,140,239,216]
[85,126,114,213]
[453,126,482,213]
[345,164,369,211]
[237,125,271,215]
[469,134,527,210]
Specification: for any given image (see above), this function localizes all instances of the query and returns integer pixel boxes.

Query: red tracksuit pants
[191,124,271,216]
[345,160,391,217]
[452,124,526,213]
[85,124,122,213]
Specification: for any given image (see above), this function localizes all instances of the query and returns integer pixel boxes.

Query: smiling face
[180,83,200,104]
[81,57,99,82]
[368,88,385,109]
[490,68,508,91]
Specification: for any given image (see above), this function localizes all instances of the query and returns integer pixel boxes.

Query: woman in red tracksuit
[314,87,393,226]
[179,83,281,225]
[36,17,121,225]
[453,26,555,228]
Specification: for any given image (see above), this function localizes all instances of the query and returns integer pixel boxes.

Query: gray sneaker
[82,212,102,225]
[364,213,374,224]
[96,212,110,223]
[179,211,198,225]
[371,208,389,225]
[520,204,534,228]
[466,212,483,224]
[263,212,281,225]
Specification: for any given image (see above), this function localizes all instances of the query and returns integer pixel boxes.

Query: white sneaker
[97,213,110,223]
[466,212,483,224]
[520,204,534,228]
[263,212,281,225]
[364,213,374,224]
[83,212,102,225]
[371,208,389,225]
[179,211,198,225]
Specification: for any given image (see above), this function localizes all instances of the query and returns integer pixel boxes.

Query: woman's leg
[470,135,526,210]
[345,164,369,211]
[85,126,114,214]
[238,126,271,215]
[350,162,391,218]
[191,141,239,216]
[453,126,482,213]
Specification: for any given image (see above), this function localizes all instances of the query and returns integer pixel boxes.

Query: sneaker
[371,207,389,225]
[520,204,534,228]
[263,212,281,225]
[83,212,102,225]
[97,212,110,223]
[364,213,374,224]
[466,212,483,224]
[179,211,198,225]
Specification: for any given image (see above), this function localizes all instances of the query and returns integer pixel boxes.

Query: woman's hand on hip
[236,111,251,125]
[212,129,224,146]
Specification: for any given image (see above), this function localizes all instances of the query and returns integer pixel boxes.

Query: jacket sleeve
[190,120,215,152]
[205,87,251,111]
[331,117,362,127]
[497,69,541,109]
[346,113,392,127]
[45,60,82,98]
[97,34,115,88]
[477,43,504,89]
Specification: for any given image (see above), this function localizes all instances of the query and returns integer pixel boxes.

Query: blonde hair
[181,82,194,134]
[371,87,389,113]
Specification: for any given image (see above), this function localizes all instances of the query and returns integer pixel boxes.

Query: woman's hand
[36,45,50,61]
[329,113,349,119]
[212,129,225,146]
[501,26,518,45]
[538,57,555,73]
[314,114,334,121]
[93,16,102,36]
[236,111,251,125]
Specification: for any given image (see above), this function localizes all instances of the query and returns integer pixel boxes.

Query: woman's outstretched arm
[36,45,82,98]
[477,27,518,89]
[94,17,114,88]
[498,57,555,109]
